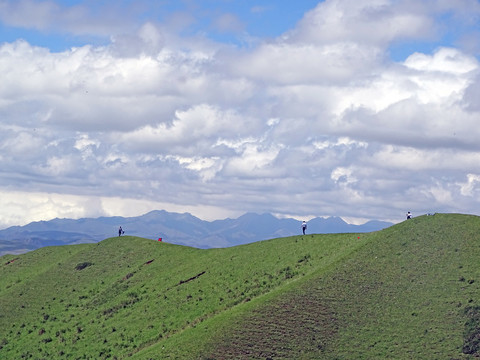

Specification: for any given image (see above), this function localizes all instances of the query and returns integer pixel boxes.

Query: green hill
[0,213,479,359]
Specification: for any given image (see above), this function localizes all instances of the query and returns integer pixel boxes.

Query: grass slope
[0,214,479,359]
[136,213,480,359]
[0,229,364,359]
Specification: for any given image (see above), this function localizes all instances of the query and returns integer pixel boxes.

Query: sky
[1,0,480,228]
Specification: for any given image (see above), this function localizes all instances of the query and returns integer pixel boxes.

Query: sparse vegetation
[0,214,479,359]
[463,306,480,355]
[75,261,93,270]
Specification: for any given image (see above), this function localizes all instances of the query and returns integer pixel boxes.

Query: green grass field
[0,213,479,359]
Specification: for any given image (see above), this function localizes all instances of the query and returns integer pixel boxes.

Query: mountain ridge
[0,210,393,256]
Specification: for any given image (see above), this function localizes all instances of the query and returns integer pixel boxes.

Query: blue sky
[0,1,321,50]
[1,0,480,228]
[2,1,476,58]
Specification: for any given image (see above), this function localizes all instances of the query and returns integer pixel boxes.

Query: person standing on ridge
[406,212,412,220]
[119,226,124,236]
[301,221,307,235]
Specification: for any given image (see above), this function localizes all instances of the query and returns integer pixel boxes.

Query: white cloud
[404,47,478,74]
[1,0,480,228]
[230,40,384,85]
[0,190,104,228]
[459,174,480,196]
[169,155,223,181]
[74,134,100,160]
[331,167,357,184]
[420,183,454,205]
[224,143,284,177]
[0,130,44,156]
[286,0,435,46]
[119,104,262,156]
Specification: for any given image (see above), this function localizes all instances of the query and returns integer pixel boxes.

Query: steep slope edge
[135,214,480,359]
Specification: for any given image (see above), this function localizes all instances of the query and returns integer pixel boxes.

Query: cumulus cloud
[285,0,436,46]
[404,47,478,73]
[1,0,480,228]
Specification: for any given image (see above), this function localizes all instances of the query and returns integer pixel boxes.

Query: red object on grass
[158,238,162,242]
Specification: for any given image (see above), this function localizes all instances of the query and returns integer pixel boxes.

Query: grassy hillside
[0,214,479,359]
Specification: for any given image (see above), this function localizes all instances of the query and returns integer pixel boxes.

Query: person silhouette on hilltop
[118,226,124,236]
[301,221,307,235]
[406,212,412,220]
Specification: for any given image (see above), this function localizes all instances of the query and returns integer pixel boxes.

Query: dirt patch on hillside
[204,282,338,359]
[74,262,93,271]
[177,271,206,286]
[4,258,19,265]
[463,305,480,356]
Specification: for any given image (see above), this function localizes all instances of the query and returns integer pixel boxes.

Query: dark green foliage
[463,306,480,355]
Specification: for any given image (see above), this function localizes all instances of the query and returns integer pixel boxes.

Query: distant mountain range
[0,210,393,256]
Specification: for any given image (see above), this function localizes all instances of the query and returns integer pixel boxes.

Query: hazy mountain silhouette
[0,210,393,255]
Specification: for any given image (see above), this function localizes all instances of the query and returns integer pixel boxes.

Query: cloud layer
[1,0,480,227]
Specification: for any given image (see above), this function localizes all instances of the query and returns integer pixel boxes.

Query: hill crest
[0,210,393,256]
